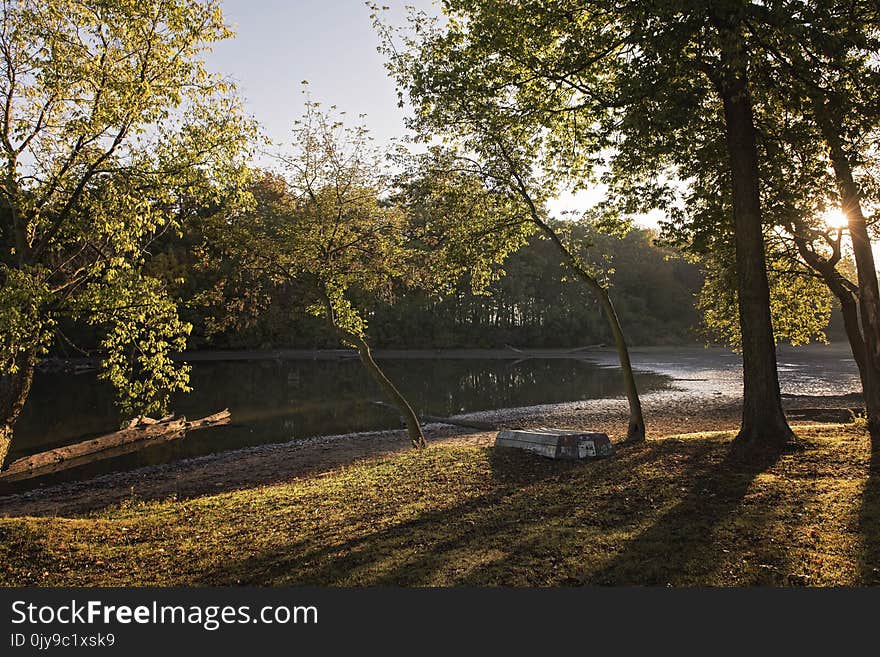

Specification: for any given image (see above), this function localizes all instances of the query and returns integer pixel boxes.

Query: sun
[822,208,849,230]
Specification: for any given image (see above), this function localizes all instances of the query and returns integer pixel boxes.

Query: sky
[205,0,621,220]
[206,1,877,266]
[205,0,433,153]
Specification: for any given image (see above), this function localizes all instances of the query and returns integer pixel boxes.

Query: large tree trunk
[811,106,880,437]
[717,24,794,448]
[0,345,37,470]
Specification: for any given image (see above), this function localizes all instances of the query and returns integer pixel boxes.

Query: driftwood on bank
[0,410,231,483]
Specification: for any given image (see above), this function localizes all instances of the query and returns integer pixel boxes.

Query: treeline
[161,226,702,351]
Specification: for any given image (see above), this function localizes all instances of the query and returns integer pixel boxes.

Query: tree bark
[813,104,880,436]
[0,344,37,470]
[350,332,427,449]
[716,22,794,448]
[320,292,426,449]
[534,221,646,441]
[0,423,11,474]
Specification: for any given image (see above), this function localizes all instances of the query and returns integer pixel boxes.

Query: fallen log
[0,410,231,483]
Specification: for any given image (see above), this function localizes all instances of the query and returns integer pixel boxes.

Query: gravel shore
[0,382,862,518]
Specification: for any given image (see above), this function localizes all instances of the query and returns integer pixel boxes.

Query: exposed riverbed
[0,342,863,502]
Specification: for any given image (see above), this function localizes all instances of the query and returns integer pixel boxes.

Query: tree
[612,1,880,439]
[376,5,650,441]
[199,103,429,448]
[376,1,808,445]
[199,104,532,449]
[707,6,794,445]
[660,1,880,436]
[746,0,880,436]
[0,0,253,468]
[576,1,797,446]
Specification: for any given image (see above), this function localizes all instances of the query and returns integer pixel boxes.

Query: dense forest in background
[141,225,703,351]
[51,220,852,356]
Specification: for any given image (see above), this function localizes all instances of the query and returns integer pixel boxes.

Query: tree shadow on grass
[0,521,58,585]
[859,429,880,585]
[596,443,783,585]
[202,440,725,586]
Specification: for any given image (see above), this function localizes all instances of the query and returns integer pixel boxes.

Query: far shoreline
[36,341,852,367]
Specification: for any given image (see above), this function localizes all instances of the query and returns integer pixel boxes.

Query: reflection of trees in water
[12,358,670,485]
[381,360,667,417]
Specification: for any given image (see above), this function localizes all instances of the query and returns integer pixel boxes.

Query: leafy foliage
[698,249,832,349]
[77,272,192,417]
[0,0,253,426]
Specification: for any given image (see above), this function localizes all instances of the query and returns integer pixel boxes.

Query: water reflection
[9,357,670,486]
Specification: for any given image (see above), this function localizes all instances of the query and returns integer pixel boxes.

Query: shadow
[0,428,450,518]
[859,428,880,585]
[202,439,716,586]
[0,521,59,585]
[487,446,592,485]
[597,443,782,585]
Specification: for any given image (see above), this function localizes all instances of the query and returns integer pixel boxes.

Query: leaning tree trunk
[533,221,646,442]
[839,292,879,407]
[494,139,646,441]
[321,297,426,449]
[349,332,427,449]
[581,274,645,441]
[811,106,880,437]
[830,280,872,398]
[0,345,37,470]
[717,25,794,448]
[791,231,873,399]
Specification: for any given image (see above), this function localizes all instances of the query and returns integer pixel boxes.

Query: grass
[1,424,879,586]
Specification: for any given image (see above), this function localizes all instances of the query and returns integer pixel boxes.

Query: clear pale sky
[206,0,435,150]
[204,0,610,220]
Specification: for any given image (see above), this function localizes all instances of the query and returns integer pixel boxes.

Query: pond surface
[9,355,671,487]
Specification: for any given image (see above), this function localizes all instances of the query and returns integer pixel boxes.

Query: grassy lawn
[1,424,879,586]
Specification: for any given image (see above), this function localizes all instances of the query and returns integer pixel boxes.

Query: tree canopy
[0,0,254,467]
